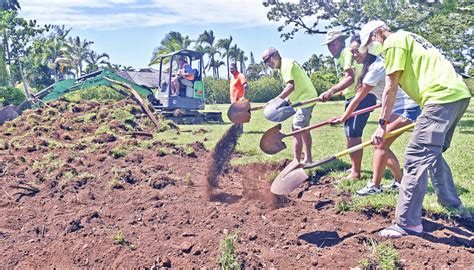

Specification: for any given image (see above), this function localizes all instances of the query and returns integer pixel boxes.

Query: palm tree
[36,26,74,82]
[246,61,272,80]
[50,25,71,40]
[302,53,323,74]
[85,51,109,73]
[1,0,21,11]
[44,38,66,82]
[59,36,93,77]
[214,60,225,79]
[196,30,221,78]
[149,31,191,65]
[216,36,232,79]
[236,48,248,74]
[107,63,122,71]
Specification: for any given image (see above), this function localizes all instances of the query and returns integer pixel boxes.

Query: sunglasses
[263,52,275,64]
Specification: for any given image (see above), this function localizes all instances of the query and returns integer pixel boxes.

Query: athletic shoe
[356,183,381,196]
[381,180,401,191]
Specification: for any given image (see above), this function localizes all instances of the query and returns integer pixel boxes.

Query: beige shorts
[292,106,314,129]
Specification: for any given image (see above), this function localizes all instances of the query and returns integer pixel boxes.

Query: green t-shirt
[383,30,470,108]
[279,58,318,108]
[336,47,362,99]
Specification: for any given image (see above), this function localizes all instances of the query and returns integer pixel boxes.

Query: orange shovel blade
[227,98,251,124]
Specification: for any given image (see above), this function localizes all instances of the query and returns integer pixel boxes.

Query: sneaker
[356,183,381,196]
[381,180,401,191]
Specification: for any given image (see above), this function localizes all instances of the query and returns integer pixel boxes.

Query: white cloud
[18,0,275,30]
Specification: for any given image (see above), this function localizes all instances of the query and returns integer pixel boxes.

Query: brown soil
[0,99,472,268]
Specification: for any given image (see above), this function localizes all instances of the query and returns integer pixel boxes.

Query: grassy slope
[153,101,473,215]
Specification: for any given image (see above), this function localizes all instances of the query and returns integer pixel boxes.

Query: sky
[18,0,333,70]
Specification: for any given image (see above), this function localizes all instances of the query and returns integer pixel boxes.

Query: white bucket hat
[360,20,387,48]
[321,30,349,46]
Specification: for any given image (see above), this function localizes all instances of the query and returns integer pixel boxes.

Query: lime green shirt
[336,47,362,99]
[383,30,470,108]
[279,58,318,108]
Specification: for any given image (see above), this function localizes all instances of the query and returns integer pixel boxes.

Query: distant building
[117,68,165,89]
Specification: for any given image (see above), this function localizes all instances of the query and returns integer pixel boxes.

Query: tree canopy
[263,0,473,66]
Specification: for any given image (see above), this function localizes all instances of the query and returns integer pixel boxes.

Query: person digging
[261,47,318,164]
[330,34,421,196]
[320,30,377,180]
[361,20,471,238]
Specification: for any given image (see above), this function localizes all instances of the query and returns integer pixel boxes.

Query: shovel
[264,97,322,122]
[227,96,322,124]
[260,104,381,154]
[227,98,266,124]
[270,123,415,195]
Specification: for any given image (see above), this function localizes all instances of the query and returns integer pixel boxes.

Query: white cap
[321,30,349,46]
[360,20,387,48]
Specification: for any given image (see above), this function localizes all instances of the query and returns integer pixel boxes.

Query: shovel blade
[264,98,296,122]
[260,124,287,154]
[227,99,251,124]
[270,160,308,195]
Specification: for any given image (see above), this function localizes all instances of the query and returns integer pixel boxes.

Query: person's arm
[371,71,401,145]
[330,83,373,124]
[242,82,249,96]
[319,68,355,101]
[276,80,295,100]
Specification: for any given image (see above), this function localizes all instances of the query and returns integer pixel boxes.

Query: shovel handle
[250,104,266,111]
[290,97,322,108]
[287,103,382,137]
[303,123,415,169]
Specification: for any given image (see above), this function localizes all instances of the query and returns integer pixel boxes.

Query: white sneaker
[356,182,381,196]
[381,180,401,191]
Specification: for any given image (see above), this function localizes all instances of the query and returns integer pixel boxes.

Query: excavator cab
[150,49,205,111]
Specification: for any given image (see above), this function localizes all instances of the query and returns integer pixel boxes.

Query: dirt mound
[0,99,472,268]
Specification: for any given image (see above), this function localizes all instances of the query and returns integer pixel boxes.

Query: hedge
[203,71,342,104]
[0,86,26,106]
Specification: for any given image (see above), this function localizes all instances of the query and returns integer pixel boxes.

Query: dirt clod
[65,219,83,234]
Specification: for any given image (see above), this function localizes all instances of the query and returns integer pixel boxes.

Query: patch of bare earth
[0,99,472,268]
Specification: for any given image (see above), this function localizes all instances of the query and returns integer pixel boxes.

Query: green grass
[154,102,473,216]
[217,231,240,270]
[359,238,400,269]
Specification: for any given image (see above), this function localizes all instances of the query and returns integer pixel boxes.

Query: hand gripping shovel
[260,104,381,154]
[227,98,266,124]
[270,123,415,195]
[264,97,322,122]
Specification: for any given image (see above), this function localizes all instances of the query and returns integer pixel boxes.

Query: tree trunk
[0,39,8,86]
[2,30,12,86]
[226,55,230,80]
[18,60,31,99]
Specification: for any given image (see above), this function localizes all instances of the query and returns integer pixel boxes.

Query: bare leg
[301,130,312,163]
[347,137,362,179]
[386,149,403,182]
[372,117,412,187]
[171,77,180,95]
[293,127,303,162]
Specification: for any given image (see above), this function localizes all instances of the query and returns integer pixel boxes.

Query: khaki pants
[396,98,470,226]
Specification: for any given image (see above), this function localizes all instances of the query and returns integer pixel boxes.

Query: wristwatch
[378,118,390,127]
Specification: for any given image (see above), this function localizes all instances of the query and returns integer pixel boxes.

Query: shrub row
[203,71,343,104]
[0,86,26,106]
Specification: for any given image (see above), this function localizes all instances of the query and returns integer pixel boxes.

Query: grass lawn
[153,101,474,216]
